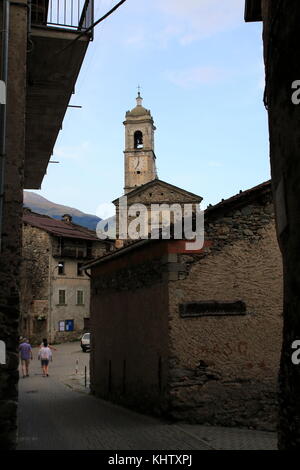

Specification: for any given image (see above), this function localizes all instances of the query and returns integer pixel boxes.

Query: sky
[34,0,268,219]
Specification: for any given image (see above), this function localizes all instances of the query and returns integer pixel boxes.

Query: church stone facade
[114,94,202,240]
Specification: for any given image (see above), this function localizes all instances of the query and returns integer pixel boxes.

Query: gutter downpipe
[0,0,10,253]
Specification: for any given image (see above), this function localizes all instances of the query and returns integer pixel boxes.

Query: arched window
[134,130,143,149]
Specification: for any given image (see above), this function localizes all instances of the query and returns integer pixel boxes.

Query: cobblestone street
[17,342,277,450]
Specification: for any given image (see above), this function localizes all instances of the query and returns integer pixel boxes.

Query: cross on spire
[136,86,143,106]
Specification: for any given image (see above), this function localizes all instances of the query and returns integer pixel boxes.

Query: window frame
[76,290,84,306]
[58,289,66,305]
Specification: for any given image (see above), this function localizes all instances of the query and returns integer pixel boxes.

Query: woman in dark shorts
[38,340,53,377]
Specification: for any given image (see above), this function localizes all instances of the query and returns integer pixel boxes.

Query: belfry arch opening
[134,130,143,149]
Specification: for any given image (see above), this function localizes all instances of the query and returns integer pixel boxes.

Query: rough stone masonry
[87,181,283,431]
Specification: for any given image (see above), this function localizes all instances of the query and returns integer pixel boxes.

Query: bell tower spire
[123,92,157,194]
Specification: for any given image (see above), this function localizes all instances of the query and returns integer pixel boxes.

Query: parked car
[80,332,90,352]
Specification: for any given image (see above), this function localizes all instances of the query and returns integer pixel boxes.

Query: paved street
[17,342,277,450]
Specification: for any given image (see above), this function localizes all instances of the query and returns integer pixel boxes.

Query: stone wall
[168,195,283,430]
[0,1,28,450]
[21,224,51,343]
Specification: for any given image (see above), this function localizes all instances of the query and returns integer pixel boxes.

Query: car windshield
[83,333,90,339]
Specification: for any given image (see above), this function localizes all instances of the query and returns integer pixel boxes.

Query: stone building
[22,210,112,344]
[0,0,94,448]
[85,180,283,431]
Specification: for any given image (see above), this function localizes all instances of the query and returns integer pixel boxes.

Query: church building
[113,93,202,241]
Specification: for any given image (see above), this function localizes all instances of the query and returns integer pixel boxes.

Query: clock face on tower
[129,156,147,171]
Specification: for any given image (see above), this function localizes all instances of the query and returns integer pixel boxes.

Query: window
[58,320,74,332]
[58,290,66,305]
[134,130,143,149]
[77,290,84,305]
[77,262,83,276]
[58,262,65,275]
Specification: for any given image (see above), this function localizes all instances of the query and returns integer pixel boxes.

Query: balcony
[25,0,94,189]
[31,0,94,34]
[52,238,94,259]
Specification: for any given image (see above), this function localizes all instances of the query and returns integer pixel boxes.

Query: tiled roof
[205,180,271,216]
[23,210,100,241]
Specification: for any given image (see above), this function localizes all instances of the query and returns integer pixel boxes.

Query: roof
[86,180,273,270]
[113,178,203,204]
[125,93,153,120]
[125,105,152,118]
[23,210,100,241]
[205,180,271,217]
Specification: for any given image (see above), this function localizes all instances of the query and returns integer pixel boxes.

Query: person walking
[19,338,33,378]
[38,339,53,377]
[39,338,57,352]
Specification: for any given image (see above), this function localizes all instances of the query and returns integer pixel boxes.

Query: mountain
[23,192,101,230]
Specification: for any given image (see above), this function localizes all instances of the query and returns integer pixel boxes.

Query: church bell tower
[123,92,157,194]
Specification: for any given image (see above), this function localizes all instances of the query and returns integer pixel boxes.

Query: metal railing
[31,0,94,34]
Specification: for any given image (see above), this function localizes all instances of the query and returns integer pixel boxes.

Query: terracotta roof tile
[23,210,100,241]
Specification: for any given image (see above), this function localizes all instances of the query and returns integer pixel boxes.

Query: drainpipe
[0,0,10,253]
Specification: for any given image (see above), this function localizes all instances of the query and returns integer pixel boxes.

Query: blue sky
[35,0,268,218]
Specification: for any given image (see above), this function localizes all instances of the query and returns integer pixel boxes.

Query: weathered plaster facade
[88,182,283,430]
[21,211,111,344]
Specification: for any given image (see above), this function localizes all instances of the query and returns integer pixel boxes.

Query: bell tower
[123,92,157,194]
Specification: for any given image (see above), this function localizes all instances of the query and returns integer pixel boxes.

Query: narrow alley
[17,343,277,451]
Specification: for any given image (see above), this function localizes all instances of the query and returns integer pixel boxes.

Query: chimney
[62,214,72,223]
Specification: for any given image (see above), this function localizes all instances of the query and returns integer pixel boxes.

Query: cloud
[155,0,243,44]
[208,160,223,168]
[166,66,224,88]
[124,28,147,48]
